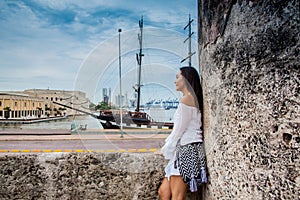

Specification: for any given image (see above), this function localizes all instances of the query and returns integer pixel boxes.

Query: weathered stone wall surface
[0,153,203,200]
[199,0,299,199]
[0,153,166,200]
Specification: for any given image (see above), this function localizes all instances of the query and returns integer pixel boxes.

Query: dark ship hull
[98,110,173,129]
[52,102,173,130]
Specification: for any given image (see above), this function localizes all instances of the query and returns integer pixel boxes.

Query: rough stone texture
[0,153,203,200]
[0,153,164,200]
[199,0,299,199]
[0,154,48,199]
[198,0,234,45]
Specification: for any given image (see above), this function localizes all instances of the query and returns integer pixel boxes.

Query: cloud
[74,27,199,103]
[0,0,198,103]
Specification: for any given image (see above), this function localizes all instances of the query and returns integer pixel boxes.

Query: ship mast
[135,16,144,112]
[181,14,195,67]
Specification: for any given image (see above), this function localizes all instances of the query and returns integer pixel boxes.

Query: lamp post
[118,28,123,138]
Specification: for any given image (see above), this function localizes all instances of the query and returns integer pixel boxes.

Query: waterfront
[0,115,102,130]
[0,108,176,131]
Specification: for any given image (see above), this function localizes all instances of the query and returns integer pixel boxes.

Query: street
[0,139,165,151]
[0,130,169,153]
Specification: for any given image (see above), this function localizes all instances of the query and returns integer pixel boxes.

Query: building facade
[0,89,90,119]
[24,89,90,116]
[0,92,44,119]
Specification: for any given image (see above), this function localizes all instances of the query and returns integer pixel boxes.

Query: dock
[0,116,68,124]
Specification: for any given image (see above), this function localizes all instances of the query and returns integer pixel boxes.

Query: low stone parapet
[0,153,203,200]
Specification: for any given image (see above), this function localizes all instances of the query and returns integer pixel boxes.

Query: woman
[158,67,207,200]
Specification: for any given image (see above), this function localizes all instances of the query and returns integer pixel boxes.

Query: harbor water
[0,108,176,131]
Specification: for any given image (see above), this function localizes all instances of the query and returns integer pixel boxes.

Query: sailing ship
[52,100,173,129]
[97,16,174,129]
[53,15,194,130]
[98,109,174,129]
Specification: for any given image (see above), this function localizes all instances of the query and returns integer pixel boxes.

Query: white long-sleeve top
[161,103,203,160]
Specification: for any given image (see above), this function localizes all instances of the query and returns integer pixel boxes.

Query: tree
[4,106,10,119]
[95,102,113,110]
[89,102,96,110]
[37,107,42,118]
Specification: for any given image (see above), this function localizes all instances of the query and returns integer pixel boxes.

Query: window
[0,101,2,106]
[24,102,27,107]
[15,102,17,107]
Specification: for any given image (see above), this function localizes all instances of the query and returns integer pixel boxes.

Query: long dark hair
[180,66,203,114]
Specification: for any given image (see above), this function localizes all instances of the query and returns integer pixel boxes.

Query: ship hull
[98,110,173,129]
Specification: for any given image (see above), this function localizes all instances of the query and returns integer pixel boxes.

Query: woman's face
[175,70,186,92]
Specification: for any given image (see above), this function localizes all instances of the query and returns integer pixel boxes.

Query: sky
[0,0,199,104]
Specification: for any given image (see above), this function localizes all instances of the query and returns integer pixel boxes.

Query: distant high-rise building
[102,88,107,103]
[108,88,111,104]
[102,88,111,104]
[115,94,125,107]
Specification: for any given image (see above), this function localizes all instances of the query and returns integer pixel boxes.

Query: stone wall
[199,0,299,199]
[0,153,165,200]
[0,153,204,200]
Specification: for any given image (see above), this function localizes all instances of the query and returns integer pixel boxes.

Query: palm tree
[37,107,42,118]
[4,106,10,119]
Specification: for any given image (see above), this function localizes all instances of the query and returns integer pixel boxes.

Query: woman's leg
[170,176,188,200]
[158,177,171,200]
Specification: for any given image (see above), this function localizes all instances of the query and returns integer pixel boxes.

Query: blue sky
[0,0,199,103]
